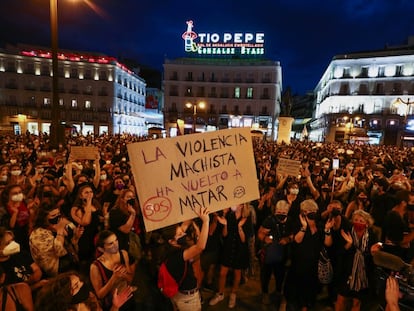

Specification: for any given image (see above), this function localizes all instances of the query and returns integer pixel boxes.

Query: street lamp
[186,101,205,133]
[49,0,62,148]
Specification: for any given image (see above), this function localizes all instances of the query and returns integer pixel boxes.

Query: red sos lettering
[143,196,172,222]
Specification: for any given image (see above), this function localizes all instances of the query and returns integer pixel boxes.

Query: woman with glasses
[29,202,83,277]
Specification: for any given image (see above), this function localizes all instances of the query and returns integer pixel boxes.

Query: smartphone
[332,158,339,170]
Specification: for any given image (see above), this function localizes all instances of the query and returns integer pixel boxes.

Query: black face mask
[176,235,187,247]
[331,209,341,217]
[407,204,414,211]
[43,191,53,198]
[48,215,61,225]
[321,187,330,192]
[71,283,90,305]
[127,198,135,206]
[275,214,287,223]
[306,212,317,220]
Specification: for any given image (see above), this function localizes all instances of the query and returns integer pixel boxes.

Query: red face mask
[353,223,366,233]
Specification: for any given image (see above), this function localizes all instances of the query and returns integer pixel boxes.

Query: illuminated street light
[186,101,205,133]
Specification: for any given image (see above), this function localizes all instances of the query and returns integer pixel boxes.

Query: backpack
[157,259,187,298]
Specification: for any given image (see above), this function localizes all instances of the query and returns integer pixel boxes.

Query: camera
[373,251,414,310]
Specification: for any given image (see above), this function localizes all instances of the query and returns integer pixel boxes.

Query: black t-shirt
[165,249,197,291]
[109,208,130,252]
[0,251,34,285]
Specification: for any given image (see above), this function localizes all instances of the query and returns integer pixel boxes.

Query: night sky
[1,0,414,94]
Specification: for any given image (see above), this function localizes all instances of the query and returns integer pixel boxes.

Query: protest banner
[70,146,99,160]
[277,158,301,177]
[127,128,260,232]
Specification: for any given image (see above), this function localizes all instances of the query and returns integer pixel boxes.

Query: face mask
[331,209,341,217]
[358,182,366,188]
[2,241,20,256]
[11,193,24,202]
[372,185,378,192]
[11,170,21,176]
[353,223,366,233]
[230,206,238,212]
[275,214,287,222]
[105,244,119,254]
[176,235,187,247]
[100,174,107,181]
[105,160,111,165]
[36,168,44,173]
[71,283,90,305]
[321,187,330,192]
[290,188,299,195]
[43,191,53,198]
[407,204,414,211]
[9,160,17,164]
[49,215,61,225]
[323,165,330,169]
[306,212,317,220]
[126,198,135,206]
[116,183,124,190]
[0,176,7,182]
[77,165,83,171]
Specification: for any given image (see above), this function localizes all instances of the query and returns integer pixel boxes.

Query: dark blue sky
[1,0,414,94]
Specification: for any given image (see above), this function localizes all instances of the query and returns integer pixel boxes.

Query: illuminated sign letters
[182,20,265,56]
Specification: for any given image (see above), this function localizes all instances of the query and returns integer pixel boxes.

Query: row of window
[2,60,145,94]
[168,86,271,99]
[333,63,414,79]
[168,103,269,115]
[169,71,274,83]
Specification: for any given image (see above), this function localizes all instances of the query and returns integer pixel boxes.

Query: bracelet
[324,229,331,235]
[300,227,306,232]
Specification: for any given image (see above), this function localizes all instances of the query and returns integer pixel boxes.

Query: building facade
[163,58,282,138]
[312,38,414,146]
[0,44,148,136]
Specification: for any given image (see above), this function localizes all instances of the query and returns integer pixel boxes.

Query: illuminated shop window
[71,99,77,108]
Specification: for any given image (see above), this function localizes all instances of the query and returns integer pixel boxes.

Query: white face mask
[11,170,21,176]
[290,188,299,195]
[2,241,20,256]
[100,174,107,181]
[9,160,17,164]
[105,160,111,165]
[230,206,238,212]
[0,176,7,182]
[11,193,24,202]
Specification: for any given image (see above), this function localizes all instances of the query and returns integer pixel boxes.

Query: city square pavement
[199,260,381,311]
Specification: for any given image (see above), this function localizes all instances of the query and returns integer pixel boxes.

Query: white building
[0,44,147,136]
[312,37,414,145]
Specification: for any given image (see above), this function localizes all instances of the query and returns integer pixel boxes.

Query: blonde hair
[273,200,290,214]
[300,199,319,213]
[352,209,374,227]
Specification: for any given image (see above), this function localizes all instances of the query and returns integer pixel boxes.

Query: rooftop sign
[182,20,265,56]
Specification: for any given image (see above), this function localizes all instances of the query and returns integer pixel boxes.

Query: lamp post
[186,101,205,133]
[49,0,62,148]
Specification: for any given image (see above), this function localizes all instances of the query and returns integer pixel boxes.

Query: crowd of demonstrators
[0,133,412,310]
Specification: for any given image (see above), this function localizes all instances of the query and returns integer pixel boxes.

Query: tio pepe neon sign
[182,20,265,56]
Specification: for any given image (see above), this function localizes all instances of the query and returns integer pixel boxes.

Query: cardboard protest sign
[277,158,301,177]
[127,128,260,232]
[70,146,99,160]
